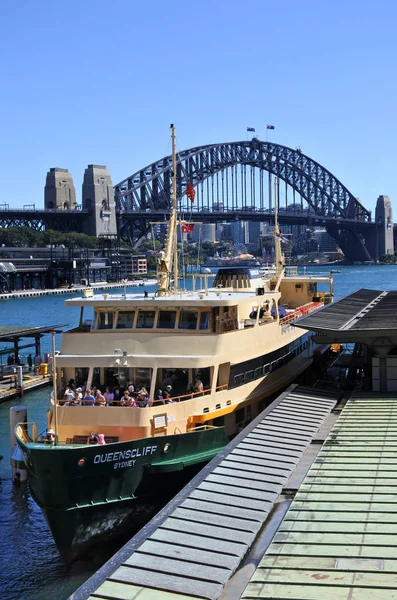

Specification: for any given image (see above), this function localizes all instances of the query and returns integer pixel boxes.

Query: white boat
[16,125,333,561]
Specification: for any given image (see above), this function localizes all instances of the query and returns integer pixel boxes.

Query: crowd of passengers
[58,377,205,407]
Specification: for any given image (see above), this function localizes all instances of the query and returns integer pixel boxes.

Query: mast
[273,176,284,275]
[157,124,178,296]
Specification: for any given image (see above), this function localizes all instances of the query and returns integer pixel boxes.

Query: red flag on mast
[186,183,195,203]
[181,223,194,234]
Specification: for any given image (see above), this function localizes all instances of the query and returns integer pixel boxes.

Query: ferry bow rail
[70,384,339,600]
[241,392,397,600]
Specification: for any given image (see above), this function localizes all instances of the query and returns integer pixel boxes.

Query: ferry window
[235,408,244,423]
[179,311,198,330]
[75,367,89,386]
[199,310,211,330]
[116,311,135,329]
[97,311,114,330]
[157,310,177,329]
[136,311,155,329]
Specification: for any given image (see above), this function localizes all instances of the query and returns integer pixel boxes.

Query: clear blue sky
[1,0,396,214]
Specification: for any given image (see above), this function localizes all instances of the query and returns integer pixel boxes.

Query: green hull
[17,427,228,562]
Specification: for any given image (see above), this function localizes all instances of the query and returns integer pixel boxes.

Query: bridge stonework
[82,165,117,237]
[44,168,77,210]
[375,195,394,258]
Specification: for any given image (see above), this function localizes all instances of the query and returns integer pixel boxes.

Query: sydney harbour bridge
[0,140,391,263]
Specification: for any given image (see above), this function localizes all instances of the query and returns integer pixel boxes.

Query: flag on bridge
[181,223,194,234]
[186,183,195,203]
[267,124,275,130]
[247,127,255,132]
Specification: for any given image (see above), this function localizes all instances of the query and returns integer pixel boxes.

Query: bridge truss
[114,140,373,260]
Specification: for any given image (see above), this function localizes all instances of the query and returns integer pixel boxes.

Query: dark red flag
[181,223,194,234]
[186,183,195,203]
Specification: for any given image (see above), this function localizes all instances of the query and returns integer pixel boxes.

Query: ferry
[15,125,333,562]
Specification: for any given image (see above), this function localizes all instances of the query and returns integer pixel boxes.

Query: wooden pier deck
[70,385,339,600]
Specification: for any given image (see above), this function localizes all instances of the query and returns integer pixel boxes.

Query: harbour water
[1,266,397,600]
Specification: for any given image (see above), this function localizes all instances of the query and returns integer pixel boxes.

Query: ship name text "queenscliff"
[94,445,158,469]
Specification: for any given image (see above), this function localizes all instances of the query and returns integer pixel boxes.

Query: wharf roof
[294,288,397,334]
[0,325,65,341]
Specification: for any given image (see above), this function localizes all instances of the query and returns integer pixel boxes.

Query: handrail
[55,385,219,408]
[279,300,323,326]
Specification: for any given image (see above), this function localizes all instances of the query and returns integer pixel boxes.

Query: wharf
[0,279,157,301]
[0,374,51,403]
[70,384,340,600]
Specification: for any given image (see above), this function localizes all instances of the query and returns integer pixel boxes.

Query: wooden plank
[90,580,194,599]
[190,489,271,512]
[137,539,240,570]
[197,481,279,503]
[124,552,230,583]
[213,465,286,485]
[205,473,283,494]
[110,565,223,599]
[178,498,265,525]
[231,447,299,466]
[225,453,294,473]
[150,528,246,556]
[159,517,254,545]
[171,507,259,533]
[180,498,266,525]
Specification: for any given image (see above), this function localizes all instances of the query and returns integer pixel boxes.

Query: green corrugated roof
[242,394,397,599]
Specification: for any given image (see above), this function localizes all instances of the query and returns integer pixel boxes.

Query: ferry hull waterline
[15,125,333,562]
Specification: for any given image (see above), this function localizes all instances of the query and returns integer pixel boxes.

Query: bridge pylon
[44,168,77,210]
[82,165,117,237]
[375,195,394,259]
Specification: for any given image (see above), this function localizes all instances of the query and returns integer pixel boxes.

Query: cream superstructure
[50,266,333,442]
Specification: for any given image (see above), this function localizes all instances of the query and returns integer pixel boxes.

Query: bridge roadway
[70,384,339,600]
[120,209,376,229]
[0,207,374,229]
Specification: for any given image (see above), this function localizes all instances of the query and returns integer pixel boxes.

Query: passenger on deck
[194,379,204,393]
[95,390,106,406]
[98,434,106,445]
[156,389,164,404]
[82,389,95,406]
[104,387,114,405]
[69,392,81,406]
[136,388,150,407]
[121,390,136,407]
[87,432,99,444]
[46,429,56,444]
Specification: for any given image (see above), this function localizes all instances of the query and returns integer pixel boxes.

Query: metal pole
[51,331,58,445]
[171,125,178,291]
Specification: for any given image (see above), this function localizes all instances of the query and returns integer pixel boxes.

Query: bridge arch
[115,140,371,222]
